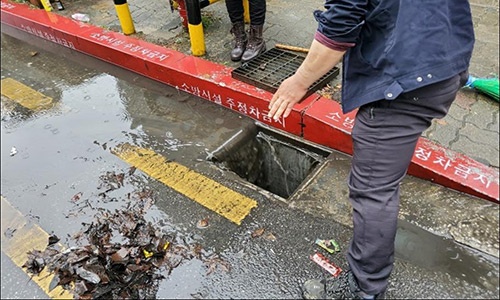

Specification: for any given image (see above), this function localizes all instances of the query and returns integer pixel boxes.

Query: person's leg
[242,0,267,62]
[225,0,244,24]
[249,0,266,25]
[347,71,468,297]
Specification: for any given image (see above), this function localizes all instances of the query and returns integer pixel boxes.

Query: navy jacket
[314,0,475,113]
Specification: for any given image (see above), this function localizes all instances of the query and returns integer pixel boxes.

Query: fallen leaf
[143,249,154,258]
[48,274,60,292]
[71,192,83,202]
[197,218,209,229]
[265,233,277,241]
[251,228,265,238]
[192,243,203,259]
[163,242,170,250]
[30,51,38,57]
[115,173,125,187]
[111,247,130,262]
[76,267,100,284]
[48,234,60,246]
[205,256,230,275]
[128,166,136,176]
[436,119,447,125]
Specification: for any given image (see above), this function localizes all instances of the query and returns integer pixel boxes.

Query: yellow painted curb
[1,196,73,299]
[112,143,257,225]
[1,78,53,111]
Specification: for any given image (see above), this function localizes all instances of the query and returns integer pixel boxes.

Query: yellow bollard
[113,0,135,35]
[243,0,250,24]
[186,0,206,56]
[39,0,52,11]
[188,23,206,56]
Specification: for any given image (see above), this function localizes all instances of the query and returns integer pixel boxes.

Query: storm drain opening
[207,123,330,199]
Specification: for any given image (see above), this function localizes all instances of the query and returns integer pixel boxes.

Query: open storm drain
[207,123,330,199]
[231,47,340,99]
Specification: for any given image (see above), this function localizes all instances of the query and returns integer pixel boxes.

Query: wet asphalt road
[1,31,499,299]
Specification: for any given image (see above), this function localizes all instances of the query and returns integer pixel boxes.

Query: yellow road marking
[1,78,53,110]
[1,196,73,299]
[112,143,258,225]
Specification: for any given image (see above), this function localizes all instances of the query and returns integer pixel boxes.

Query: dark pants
[347,71,469,295]
[225,0,266,25]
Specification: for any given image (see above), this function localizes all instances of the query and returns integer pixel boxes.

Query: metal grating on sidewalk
[231,48,340,99]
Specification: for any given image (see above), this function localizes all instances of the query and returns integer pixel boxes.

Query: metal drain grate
[231,48,340,99]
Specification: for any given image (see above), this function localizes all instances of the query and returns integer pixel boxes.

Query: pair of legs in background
[225,0,266,62]
[313,71,468,299]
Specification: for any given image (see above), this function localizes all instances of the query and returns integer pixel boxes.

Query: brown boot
[241,25,266,63]
[230,22,247,62]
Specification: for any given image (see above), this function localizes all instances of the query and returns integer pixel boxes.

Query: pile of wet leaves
[22,169,230,299]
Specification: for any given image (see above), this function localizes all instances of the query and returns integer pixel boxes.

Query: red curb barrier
[1,0,498,203]
[303,97,355,156]
[305,96,499,202]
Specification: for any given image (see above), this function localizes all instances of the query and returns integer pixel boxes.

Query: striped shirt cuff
[314,31,355,52]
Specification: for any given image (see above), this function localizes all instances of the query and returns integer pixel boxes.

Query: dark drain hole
[208,125,329,199]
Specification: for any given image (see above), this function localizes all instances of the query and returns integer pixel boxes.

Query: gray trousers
[347,71,469,295]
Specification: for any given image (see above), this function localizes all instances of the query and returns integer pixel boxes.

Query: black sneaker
[303,270,383,300]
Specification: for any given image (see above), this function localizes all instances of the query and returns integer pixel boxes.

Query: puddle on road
[20,165,229,299]
[395,219,499,290]
[156,258,205,299]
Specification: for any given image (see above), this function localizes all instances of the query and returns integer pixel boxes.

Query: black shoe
[229,22,247,62]
[303,270,384,300]
[241,24,266,62]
